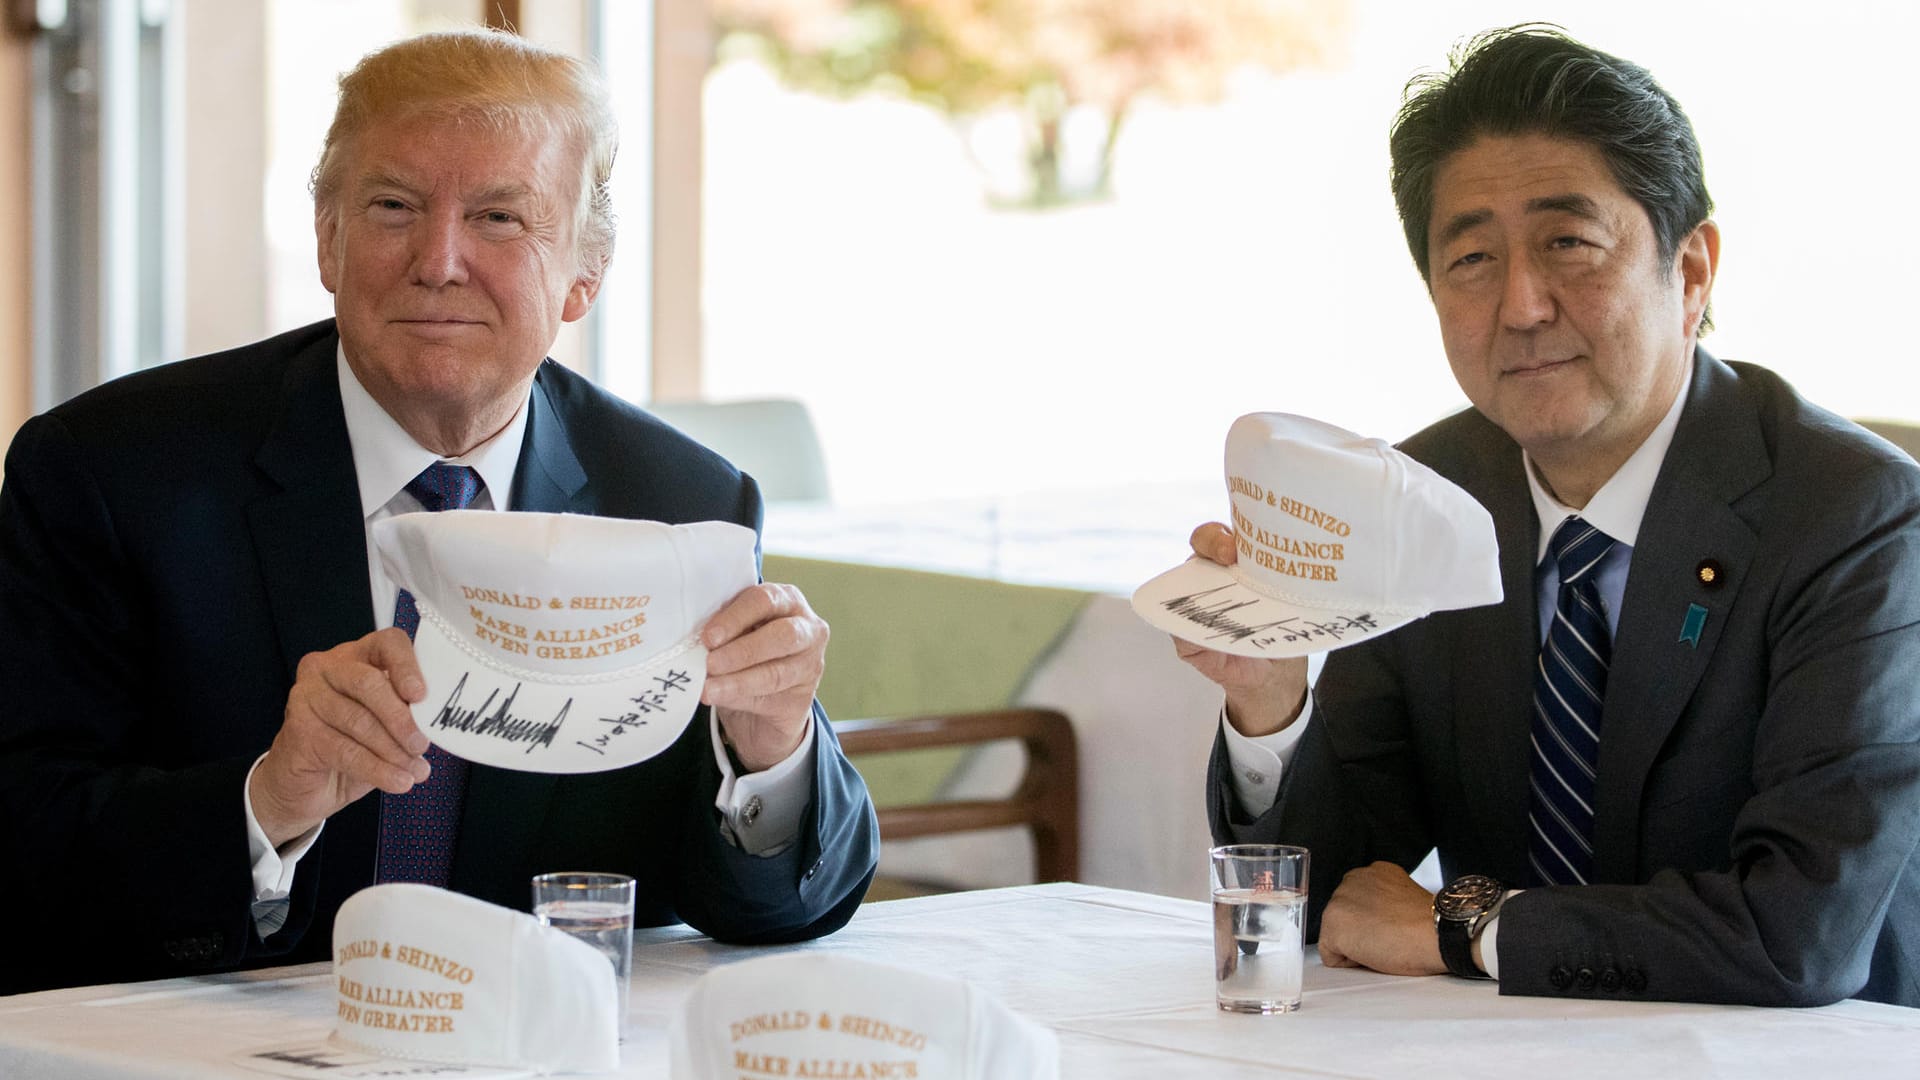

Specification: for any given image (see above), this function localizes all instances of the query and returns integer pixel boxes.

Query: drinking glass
[1210,844,1308,1013]
[532,871,636,1033]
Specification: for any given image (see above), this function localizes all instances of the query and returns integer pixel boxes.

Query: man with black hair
[1179,25,1920,1006]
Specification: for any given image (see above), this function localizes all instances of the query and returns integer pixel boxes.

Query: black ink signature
[431,673,567,753]
[1160,586,1380,648]
[248,1048,476,1075]
[248,1050,346,1069]
[577,670,694,755]
[1276,614,1381,643]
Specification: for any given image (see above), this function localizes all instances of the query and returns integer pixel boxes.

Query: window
[603,0,1920,512]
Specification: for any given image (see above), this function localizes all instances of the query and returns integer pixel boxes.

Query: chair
[647,397,832,502]
[835,708,1080,890]
[1855,419,1920,463]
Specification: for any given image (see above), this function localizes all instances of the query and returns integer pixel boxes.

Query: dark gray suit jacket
[1209,350,1920,1007]
[0,321,879,994]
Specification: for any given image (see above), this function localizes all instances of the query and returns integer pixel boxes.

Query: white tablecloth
[4,884,1915,1079]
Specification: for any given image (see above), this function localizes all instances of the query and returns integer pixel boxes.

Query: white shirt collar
[336,345,531,516]
[1525,373,1691,561]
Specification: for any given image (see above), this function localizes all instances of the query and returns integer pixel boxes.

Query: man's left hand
[1318,861,1446,975]
[701,582,829,772]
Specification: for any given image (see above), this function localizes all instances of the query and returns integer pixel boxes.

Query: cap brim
[1131,556,1418,658]
[409,602,707,774]
[233,1040,532,1079]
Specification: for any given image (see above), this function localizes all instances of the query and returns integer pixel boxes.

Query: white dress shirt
[244,351,815,918]
[1220,378,1691,978]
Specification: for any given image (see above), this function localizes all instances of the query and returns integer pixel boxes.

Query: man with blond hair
[0,30,877,994]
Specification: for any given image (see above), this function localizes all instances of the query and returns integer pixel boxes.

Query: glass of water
[532,871,636,1033]
[1209,844,1309,1013]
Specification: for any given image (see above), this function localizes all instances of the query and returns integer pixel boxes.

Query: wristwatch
[1433,874,1505,979]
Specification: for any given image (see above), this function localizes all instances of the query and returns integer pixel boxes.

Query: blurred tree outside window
[709,0,1348,207]
[692,0,1376,511]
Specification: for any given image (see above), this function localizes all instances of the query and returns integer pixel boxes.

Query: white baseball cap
[372,511,758,774]
[235,884,617,1078]
[1133,412,1500,658]
[670,953,1058,1080]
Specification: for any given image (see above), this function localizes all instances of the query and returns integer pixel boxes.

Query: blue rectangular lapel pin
[1679,603,1708,648]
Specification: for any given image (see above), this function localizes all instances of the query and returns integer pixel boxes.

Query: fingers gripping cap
[373,511,759,773]
[1133,413,1501,657]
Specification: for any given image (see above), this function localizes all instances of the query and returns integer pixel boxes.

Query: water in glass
[1213,886,1305,1013]
[536,899,634,1020]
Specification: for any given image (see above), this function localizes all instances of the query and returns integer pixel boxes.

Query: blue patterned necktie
[374,462,484,887]
[1527,517,1616,887]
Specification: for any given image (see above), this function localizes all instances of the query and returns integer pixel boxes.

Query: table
[4,884,1915,1079]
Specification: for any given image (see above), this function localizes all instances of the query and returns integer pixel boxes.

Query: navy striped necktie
[1527,517,1615,887]
[374,462,484,887]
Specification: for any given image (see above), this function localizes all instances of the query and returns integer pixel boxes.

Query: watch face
[1435,874,1504,921]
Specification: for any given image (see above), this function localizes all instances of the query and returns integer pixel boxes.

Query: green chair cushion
[764,554,1091,805]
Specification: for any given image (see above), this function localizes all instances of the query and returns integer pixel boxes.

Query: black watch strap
[1437,916,1486,979]
[1434,873,1503,980]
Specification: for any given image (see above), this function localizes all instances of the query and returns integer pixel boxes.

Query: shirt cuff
[1475,891,1521,980]
[243,754,323,901]
[710,713,817,856]
[1220,695,1314,820]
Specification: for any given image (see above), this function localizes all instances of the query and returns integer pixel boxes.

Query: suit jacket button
[1549,965,1572,991]
[1600,968,1623,993]
[1624,969,1648,993]
[1575,967,1597,991]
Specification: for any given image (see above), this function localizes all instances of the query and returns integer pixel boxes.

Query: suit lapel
[508,363,591,514]
[1452,433,1543,878]
[456,363,587,897]
[1592,351,1767,881]
[246,331,375,678]
[245,329,385,899]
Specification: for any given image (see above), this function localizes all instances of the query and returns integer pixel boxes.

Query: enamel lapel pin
[1680,559,1721,648]
[1679,603,1708,648]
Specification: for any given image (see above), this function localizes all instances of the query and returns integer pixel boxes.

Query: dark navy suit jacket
[0,321,878,993]
[1209,351,1920,1007]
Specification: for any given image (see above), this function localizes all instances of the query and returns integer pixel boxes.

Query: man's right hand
[1171,522,1311,737]
[249,628,431,847]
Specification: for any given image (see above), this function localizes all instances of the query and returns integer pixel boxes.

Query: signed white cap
[670,953,1058,1080]
[1132,412,1500,658]
[235,884,616,1078]
[371,511,758,774]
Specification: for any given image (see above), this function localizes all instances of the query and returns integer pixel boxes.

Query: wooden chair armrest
[835,708,1080,883]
